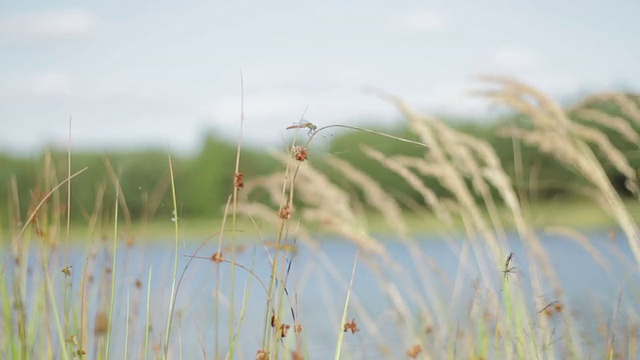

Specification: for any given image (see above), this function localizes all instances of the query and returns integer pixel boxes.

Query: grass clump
[1,77,639,359]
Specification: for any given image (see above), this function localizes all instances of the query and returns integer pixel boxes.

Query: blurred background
[3,4,640,358]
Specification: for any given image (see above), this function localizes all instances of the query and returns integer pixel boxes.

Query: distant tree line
[0,96,638,232]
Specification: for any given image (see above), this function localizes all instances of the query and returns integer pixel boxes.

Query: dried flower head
[292,145,308,162]
[277,205,291,219]
[256,349,269,360]
[94,311,109,335]
[74,349,87,357]
[61,266,72,277]
[280,323,291,337]
[234,172,244,189]
[539,300,563,317]
[553,302,564,313]
[544,308,554,317]
[407,344,423,358]
[211,252,224,263]
[65,335,79,346]
[343,318,359,334]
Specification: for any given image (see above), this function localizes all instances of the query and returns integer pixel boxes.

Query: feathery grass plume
[363,90,595,357]
[240,198,394,352]
[243,152,386,256]
[323,153,443,349]
[576,92,640,126]
[361,146,452,226]
[572,108,640,145]
[241,138,435,355]
[240,144,390,355]
[252,91,598,356]
[478,77,640,265]
[366,90,509,293]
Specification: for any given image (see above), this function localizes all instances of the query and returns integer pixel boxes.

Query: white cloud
[203,91,306,125]
[395,10,450,33]
[0,9,95,43]
[0,72,72,97]
[196,88,405,145]
[31,73,71,96]
[493,48,538,72]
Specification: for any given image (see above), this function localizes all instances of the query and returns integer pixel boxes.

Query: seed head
[234,172,244,190]
[343,318,359,334]
[407,344,423,358]
[211,252,224,263]
[292,146,308,162]
[280,323,290,337]
[61,266,72,277]
[94,311,109,335]
[277,205,291,219]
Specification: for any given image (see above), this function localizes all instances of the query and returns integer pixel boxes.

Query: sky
[1,1,639,155]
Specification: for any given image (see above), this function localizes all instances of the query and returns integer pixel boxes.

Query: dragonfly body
[286,120,317,136]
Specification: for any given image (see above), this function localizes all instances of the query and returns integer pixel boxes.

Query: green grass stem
[144,266,153,360]
[334,249,359,360]
[163,154,180,359]
[104,179,120,360]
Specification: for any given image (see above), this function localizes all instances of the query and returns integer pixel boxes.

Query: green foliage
[0,131,283,235]
[322,103,640,210]
[0,94,638,234]
[321,118,579,208]
[320,124,430,206]
[180,133,235,217]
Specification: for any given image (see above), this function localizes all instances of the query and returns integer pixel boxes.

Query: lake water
[4,228,640,359]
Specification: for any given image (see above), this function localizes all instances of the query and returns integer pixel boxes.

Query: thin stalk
[215,195,233,359]
[305,123,429,150]
[124,287,130,360]
[502,275,525,359]
[144,266,153,360]
[163,154,180,359]
[78,244,92,356]
[1,270,17,358]
[261,218,287,353]
[1,168,88,275]
[178,318,183,360]
[66,116,72,241]
[334,249,359,360]
[232,281,253,353]
[227,71,245,359]
[215,263,220,360]
[183,255,269,296]
[64,116,72,338]
[104,180,120,360]
[38,241,70,359]
[62,268,71,352]
[608,289,624,360]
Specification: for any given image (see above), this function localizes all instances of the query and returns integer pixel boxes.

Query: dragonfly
[502,252,516,281]
[286,119,317,136]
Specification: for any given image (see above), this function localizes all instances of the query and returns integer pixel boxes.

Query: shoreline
[4,199,636,244]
